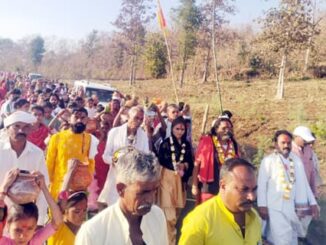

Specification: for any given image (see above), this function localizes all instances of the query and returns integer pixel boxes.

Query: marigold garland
[278,157,295,200]
[212,136,236,164]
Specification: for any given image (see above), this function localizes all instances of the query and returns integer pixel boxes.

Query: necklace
[170,137,186,176]
[278,156,295,200]
[212,136,235,164]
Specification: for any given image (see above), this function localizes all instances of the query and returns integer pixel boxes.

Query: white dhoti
[267,208,300,245]
[98,166,119,206]
[297,215,312,238]
[258,152,318,245]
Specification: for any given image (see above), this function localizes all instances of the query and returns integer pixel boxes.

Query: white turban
[4,111,37,128]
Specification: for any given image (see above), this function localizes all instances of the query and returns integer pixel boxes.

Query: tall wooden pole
[211,0,223,114]
[201,104,210,135]
[157,0,179,104]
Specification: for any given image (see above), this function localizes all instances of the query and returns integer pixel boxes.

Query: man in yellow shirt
[47,108,97,200]
[179,158,261,245]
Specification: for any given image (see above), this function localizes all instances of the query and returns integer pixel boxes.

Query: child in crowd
[0,169,63,245]
[47,191,88,245]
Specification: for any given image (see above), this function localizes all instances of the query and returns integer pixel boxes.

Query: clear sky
[0,0,323,41]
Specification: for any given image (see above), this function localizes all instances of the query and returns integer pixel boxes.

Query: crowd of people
[0,71,323,245]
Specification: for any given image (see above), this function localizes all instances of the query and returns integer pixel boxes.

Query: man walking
[257,130,319,245]
[46,107,98,200]
[76,148,168,245]
[180,158,260,245]
[98,105,149,206]
[0,111,49,225]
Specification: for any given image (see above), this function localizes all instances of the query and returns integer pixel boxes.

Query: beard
[280,148,291,157]
[71,122,86,134]
[220,131,233,141]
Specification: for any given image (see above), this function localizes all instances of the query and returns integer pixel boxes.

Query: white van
[74,80,116,106]
[28,73,43,80]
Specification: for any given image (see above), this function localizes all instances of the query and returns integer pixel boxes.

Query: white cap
[293,126,315,142]
[4,111,37,128]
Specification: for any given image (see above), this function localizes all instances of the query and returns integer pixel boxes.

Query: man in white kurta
[76,201,167,245]
[0,111,49,225]
[257,130,319,245]
[76,148,168,245]
[98,106,149,206]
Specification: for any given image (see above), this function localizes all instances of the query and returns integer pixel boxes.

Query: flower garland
[212,136,236,164]
[278,158,295,200]
[170,137,186,176]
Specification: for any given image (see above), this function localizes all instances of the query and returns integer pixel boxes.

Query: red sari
[27,124,50,151]
[94,140,110,195]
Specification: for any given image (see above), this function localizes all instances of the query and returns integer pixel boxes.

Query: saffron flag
[157,1,167,30]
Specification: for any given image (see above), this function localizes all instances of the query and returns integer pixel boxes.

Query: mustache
[16,133,27,138]
[227,131,233,138]
[137,204,152,211]
[240,200,256,206]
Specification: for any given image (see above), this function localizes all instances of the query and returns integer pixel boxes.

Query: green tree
[113,0,153,86]
[174,0,202,87]
[144,34,167,78]
[30,36,45,68]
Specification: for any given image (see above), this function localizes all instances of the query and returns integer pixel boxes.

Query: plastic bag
[64,159,93,191]
[7,173,41,204]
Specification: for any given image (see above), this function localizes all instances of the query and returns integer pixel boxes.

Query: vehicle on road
[28,73,43,80]
[74,80,116,106]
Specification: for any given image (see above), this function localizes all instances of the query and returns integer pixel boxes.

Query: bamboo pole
[157,0,179,104]
[201,104,210,135]
[163,29,179,104]
[211,0,223,114]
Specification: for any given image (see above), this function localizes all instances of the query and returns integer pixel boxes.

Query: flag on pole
[156,0,179,103]
[157,0,167,30]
